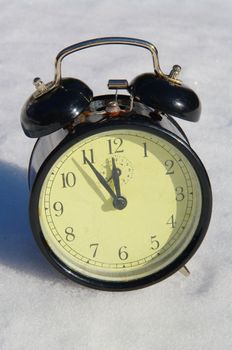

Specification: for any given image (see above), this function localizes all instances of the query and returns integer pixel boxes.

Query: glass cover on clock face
[38,128,202,282]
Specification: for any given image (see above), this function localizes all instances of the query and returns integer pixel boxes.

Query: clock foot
[179,265,190,277]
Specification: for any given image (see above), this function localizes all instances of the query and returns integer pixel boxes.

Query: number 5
[150,235,160,250]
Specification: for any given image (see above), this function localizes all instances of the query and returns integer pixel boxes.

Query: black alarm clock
[21,37,212,291]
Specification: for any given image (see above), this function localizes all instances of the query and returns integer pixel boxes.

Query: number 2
[165,160,174,175]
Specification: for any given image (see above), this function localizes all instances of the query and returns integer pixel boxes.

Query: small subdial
[101,156,134,185]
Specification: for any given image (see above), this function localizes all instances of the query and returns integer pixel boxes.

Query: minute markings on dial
[41,131,197,271]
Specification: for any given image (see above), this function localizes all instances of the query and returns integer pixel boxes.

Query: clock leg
[179,265,190,277]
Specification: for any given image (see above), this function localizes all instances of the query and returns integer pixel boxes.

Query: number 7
[90,243,99,258]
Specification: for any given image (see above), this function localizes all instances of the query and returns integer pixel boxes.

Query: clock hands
[82,156,117,202]
[111,157,127,209]
[74,155,127,210]
[71,158,106,204]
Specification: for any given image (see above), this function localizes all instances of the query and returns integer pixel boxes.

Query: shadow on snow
[0,161,64,282]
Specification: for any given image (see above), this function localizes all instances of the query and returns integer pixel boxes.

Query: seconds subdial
[101,155,134,185]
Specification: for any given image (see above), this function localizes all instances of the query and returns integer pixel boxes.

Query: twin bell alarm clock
[21,37,212,291]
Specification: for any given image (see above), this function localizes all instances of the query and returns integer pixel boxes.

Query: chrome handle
[54,37,165,86]
[34,37,180,98]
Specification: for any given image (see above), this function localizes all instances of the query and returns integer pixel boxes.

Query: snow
[0,0,231,349]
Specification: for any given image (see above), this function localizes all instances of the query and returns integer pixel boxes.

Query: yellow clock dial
[38,128,202,282]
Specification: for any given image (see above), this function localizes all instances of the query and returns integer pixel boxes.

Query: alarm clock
[21,37,212,291]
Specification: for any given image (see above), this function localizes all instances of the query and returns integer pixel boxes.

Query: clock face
[37,127,203,285]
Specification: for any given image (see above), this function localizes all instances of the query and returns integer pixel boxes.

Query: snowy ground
[0,0,231,349]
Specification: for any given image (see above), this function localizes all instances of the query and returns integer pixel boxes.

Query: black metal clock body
[21,37,212,291]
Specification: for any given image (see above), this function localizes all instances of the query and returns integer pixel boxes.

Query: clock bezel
[29,116,212,291]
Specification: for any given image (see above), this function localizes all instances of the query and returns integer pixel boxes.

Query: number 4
[166,215,176,228]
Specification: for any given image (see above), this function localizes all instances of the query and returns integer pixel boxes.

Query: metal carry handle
[34,37,180,98]
[54,37,165,85]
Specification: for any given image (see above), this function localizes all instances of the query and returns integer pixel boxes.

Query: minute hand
[84,157,117,200]
[112,157,121,198]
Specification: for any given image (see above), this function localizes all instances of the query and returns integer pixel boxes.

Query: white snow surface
[0,0,231,349]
